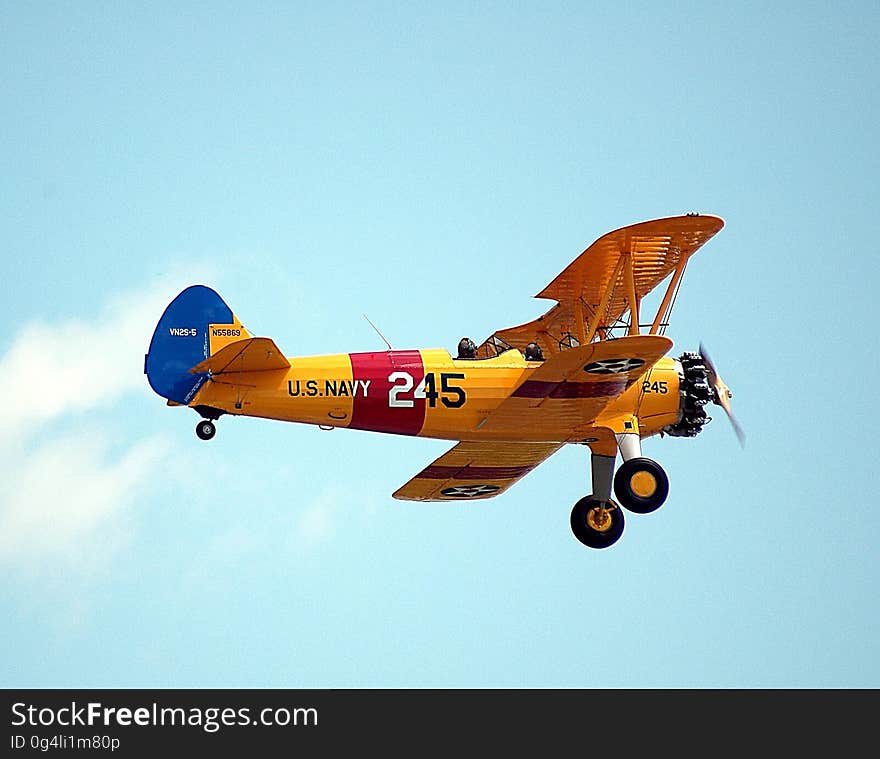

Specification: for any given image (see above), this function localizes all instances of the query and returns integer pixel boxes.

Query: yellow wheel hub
[630,470,657,498]
[587,506,614,533]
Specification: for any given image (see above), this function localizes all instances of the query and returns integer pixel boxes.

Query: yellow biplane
[145,214,741,549]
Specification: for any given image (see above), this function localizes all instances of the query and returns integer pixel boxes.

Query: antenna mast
[363,314,393,350]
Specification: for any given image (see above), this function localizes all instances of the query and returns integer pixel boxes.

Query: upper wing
[393,440,562,501]
[478,215,723,357]
[477,334,672,439]
[189,337,290,375]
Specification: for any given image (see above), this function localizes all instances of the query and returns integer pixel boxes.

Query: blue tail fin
[145,285,234,404]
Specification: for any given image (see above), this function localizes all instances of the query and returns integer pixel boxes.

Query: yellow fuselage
[191,349,682,443]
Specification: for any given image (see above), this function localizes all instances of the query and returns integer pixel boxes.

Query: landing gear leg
[570,452,625,549]
[615,432,642,463]
[591,453,616,503]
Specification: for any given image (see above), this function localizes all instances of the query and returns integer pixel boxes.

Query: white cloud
[294,487,347,546]
[290,485,383,550]
[0,276,199,443]
[0,431,167,569]
[0,272,207,571]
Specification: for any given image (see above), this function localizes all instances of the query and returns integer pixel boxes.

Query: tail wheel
[570,497,625,549]
[196,420,216,441]
[614,457,669,514]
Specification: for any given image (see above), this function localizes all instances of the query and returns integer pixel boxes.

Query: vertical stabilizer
[144,285,249,404]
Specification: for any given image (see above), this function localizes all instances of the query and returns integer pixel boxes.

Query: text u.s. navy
[287,379,371,397]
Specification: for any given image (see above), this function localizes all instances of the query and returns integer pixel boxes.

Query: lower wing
[393,440,562,501]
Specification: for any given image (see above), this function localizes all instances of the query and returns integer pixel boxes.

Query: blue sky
[2,2,878,687]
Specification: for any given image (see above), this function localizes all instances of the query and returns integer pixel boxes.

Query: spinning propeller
[699,343,745,448]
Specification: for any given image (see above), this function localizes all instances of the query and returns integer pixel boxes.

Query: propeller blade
[728,412,746,448]
[699,342,745,448]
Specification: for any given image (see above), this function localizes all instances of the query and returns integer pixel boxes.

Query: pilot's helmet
[524,341,544,361]
[457,337,477,358]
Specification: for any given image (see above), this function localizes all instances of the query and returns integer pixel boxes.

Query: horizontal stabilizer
[189,337,290,375]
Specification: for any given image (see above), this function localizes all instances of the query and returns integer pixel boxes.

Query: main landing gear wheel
[195,420,216,441]
[614,457,669,514]
[570,497,625,549]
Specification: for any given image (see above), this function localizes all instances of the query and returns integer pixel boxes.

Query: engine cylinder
[664,352,713,438]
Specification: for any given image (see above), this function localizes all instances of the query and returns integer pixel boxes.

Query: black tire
[570,497,625,549]
[196,420,216,441]
[614,457,669,514]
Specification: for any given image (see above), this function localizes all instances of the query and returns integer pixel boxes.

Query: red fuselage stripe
[349,350,426,435]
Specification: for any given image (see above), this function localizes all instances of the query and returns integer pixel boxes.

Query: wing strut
[650,257,689,335]
[585,254,625,343]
